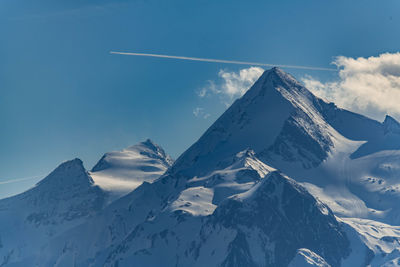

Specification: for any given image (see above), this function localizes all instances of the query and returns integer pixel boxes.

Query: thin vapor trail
[0,175,43,185]
[110,51,337,71]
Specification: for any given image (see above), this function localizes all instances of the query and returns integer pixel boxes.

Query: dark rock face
[220,231,258,267]
[263,113,333,169]
[91,154,111,172]
[209,172,350,267]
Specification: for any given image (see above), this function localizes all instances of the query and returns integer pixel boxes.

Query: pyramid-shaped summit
[172,67,336,176]
[37,158,93,187]
[0,158,105,227]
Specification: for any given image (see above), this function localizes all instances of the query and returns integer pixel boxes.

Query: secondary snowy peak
[349,115,400,159]
[383,115,400,135]
[0,158,105,225]
[37,158,94,188]
[92,139,173,172]
[209,171,350,267]
[0,158,106,266]
[90,139,173,199]
[172,67,336,176]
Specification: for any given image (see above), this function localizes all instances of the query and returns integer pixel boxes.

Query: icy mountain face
[0,159,106,266]
[166,68,400,226]
[172,68,336,177]
[90,139,173,199]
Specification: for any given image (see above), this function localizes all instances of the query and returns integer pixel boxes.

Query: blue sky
[1,0,400,198]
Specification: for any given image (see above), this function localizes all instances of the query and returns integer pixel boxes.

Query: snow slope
[0,140,172,266]
[38,160,351,267]
[0,159,106,266]
[90,139,173,201]
[170,67,400,226]
[172,68,336,176]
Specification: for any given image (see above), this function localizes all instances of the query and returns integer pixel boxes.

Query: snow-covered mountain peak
[90,140,173,199]
[37,158,93,187]
[93,140,172,173]
[242,67,305,101]
[126,138,160,154]
[135,138,161,151]
[172,67,335,176]
[5,158,106,216]
[383,115,400,134]
[5,68,400,266]
[0,158,106,265]
[210,170,350,267]
[134,138,174,166]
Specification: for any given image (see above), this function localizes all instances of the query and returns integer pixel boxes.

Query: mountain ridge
[2,67,400,266]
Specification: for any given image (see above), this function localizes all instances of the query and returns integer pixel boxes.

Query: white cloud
[302,52,400,121]
[199,67,264,99]
[193,107,210,119]
[198,80,219,98]
[219,67,265,98]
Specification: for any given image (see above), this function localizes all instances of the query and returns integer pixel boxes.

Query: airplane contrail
[0,175,44,185]
[110,51,337,71]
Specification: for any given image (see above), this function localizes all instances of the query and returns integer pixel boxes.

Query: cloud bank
[303,52,400,121]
